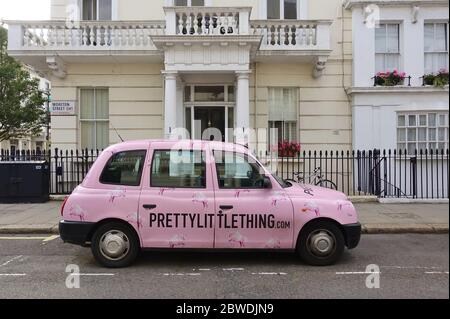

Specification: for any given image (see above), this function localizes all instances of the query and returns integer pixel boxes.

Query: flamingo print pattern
[228,231,247,248]
[234,189,250,198]
[271,191,288,206]
[68,205,87,221]
[169,234,186,248]
[126,212,143,228]
[158,187,175,196]
[337,201,354,216]
[265,238,281,249]
[301,201,320,217]
[337,201,353,211]
[108,188,126,203]
[192,193,208,208]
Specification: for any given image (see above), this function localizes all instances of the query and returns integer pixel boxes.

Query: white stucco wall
[352,4,449,87]
[51,0,313,20]
[352,89,449,150]
[350,2,449,151]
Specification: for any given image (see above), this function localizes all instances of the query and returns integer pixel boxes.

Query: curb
[348,196,378,203]
[362,224,449,234]
[0,225,59,235]
[0,224,447,235]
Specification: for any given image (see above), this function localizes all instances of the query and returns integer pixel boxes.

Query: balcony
[164,6,250,36]
[6,7,333,77]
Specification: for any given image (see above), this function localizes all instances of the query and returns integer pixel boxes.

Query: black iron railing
[1,148,449,199]
[259,148,449,199]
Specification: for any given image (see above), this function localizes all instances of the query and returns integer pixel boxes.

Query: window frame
[264,0,302,20]
[99,150,147,187]
[173,0,206,6]
[424,22,449,74]
[213,151,267,190]
[150,149,207,189]
[375,23,401,72]
[79,87,110,150]
[80,0,114,21]
[267,87,299,145]
[397,112,449,153]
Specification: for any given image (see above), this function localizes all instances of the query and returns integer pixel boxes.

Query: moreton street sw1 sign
[50,101,76,115]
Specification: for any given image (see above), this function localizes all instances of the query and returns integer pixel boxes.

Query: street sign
[50,101,76,115]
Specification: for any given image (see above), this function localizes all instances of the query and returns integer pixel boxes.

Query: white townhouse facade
[6,0,353,154]
[345,0,449,153]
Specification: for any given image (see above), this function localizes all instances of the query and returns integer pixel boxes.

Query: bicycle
[287,167,337,190]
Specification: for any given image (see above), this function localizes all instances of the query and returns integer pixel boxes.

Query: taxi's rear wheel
[91,222,140,268]
[297,220,345,266]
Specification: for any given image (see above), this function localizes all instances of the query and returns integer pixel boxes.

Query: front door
[138,141,215,249]
[195,107,226,142]
[212,150,294,249]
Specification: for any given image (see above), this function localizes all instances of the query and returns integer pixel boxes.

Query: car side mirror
[263,175,272,189]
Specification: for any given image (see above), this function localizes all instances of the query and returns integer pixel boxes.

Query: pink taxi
[59,140,361,268]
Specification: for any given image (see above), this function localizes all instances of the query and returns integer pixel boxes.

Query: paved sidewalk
[0,201,448,234]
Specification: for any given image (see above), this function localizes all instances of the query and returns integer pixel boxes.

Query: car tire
[91,221,140,268]
[297,220,345,266]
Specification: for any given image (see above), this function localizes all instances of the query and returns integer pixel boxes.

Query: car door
[212,150,294,249]
[138,141,215,249]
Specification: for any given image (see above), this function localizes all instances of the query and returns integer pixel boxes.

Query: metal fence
[1,148,100,195]
[262,149,449,199]
[1,148,448,199]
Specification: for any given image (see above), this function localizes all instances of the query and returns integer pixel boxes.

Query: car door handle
[219,205,233,210]
[143,204,157,210]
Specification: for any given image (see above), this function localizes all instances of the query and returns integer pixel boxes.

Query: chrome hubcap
[307,229,336,257]
[100,230,130,261]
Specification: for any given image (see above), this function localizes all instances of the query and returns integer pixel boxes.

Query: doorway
[185,106,234,142]
[195,107,225,141]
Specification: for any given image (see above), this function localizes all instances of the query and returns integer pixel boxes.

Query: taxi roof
[104,139,249,153]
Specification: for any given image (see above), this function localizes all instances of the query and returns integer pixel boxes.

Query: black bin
[0,161,50,203]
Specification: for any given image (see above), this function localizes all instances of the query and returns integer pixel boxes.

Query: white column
[163,71,178,139]
[235,70,251,132]
[176,79,184,129]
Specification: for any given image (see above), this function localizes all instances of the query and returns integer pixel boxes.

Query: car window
[151,150,206,188]
[214,151,265,189]
[100,150,146,186]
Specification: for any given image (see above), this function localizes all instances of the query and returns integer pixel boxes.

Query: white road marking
[424,271,449,275]
[336,272,381,275]
[162,273,201,276]
[192,268,210,271]
[0,255,23,267]
[382,266,441,270]
[0,273,26,277]
[76,273,115,276]
[223,268,244,271]
[251,272,287,276]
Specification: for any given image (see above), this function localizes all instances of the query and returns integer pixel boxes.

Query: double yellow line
[0,235,59,242]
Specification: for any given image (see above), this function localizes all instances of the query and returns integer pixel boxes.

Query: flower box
[277,141,301,158]
[423,69,449,87]
[374,70,406,86]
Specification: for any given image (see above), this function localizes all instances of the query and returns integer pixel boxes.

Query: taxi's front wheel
[297,220,345,266]
[91,222,140,268]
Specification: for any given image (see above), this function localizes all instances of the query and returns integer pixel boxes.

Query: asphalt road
[0,234,448,299]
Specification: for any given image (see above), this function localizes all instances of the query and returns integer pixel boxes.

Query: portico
[162,70,252,141]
